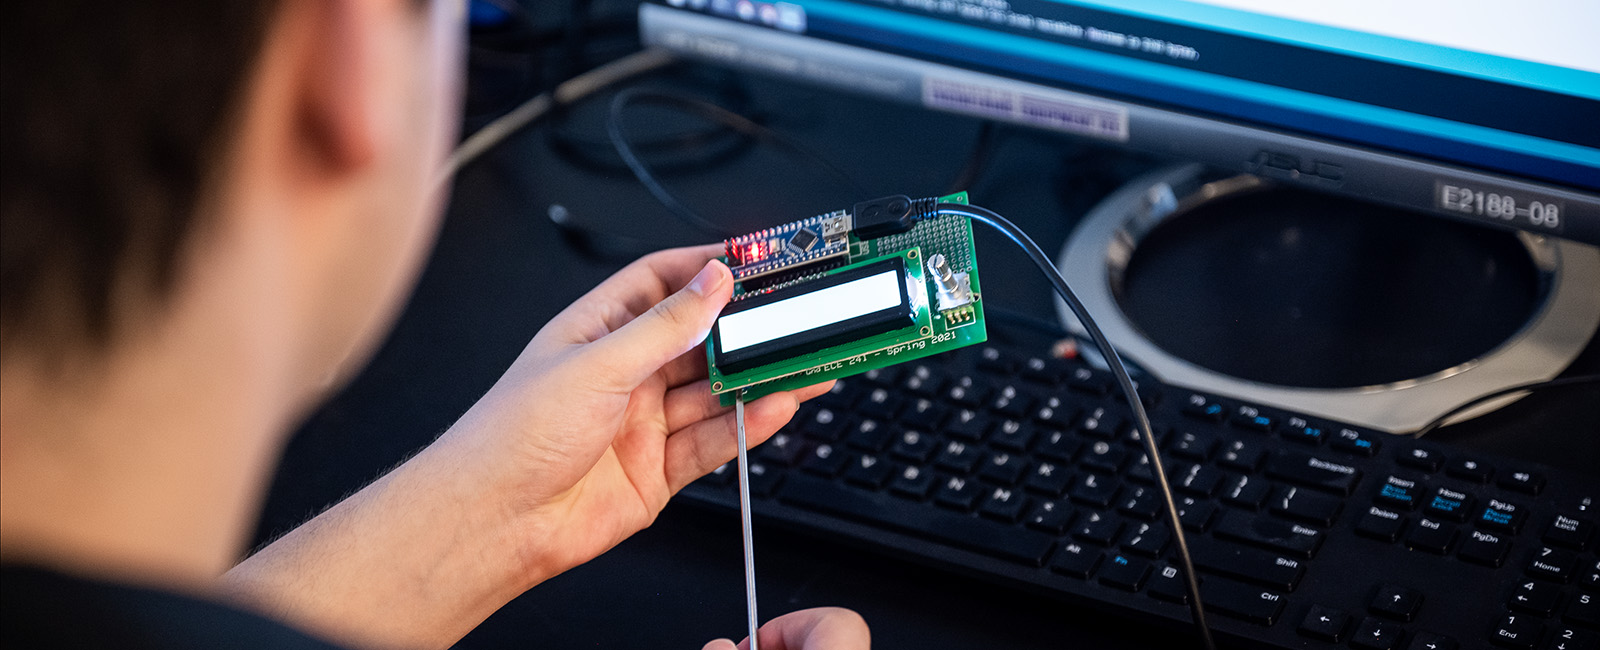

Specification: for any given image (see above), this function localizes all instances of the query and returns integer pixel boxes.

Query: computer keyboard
[679,331,1600,650]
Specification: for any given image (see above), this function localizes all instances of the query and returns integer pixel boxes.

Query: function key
[1331,427,1382,456]
[1527,546,1577,582]
[1444,457,1494,483]
[1544,514,1595,551]
[1232,405,1276,431]
[1097,553,1151,591]
[1280,416,1327,446]
[1398,447,1445,472]
[1498,470,1547,496]
[1181,393,1226,422]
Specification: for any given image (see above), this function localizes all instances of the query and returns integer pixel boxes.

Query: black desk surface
[254,63,1599,649]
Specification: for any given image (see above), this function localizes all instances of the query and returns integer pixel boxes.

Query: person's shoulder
[1,564,350,650]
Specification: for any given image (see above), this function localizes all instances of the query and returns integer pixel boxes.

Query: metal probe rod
[735,394,760,650]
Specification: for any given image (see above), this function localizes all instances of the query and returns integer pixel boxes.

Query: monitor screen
[638,0,1600,244]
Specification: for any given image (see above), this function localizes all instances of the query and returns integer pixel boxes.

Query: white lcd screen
[718,269,905,353]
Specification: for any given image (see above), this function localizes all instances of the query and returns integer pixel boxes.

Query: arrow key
[1352,616,1405,650]
[1509,579,1562,616]
[1405,632,1459,650]
[1543,625,1598,650]
[1371,583,1424,622]
[1297,604,1350,642]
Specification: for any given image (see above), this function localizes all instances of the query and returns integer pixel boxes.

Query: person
[0,1,869,648]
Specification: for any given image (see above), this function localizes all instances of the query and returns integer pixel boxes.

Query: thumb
[583,260,733,391]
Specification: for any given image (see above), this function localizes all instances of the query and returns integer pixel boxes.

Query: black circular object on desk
[1115,187,1543,389]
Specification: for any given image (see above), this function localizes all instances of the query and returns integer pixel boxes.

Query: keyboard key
[978,451,1026,485]
[1173,463,1223,497]
[759,432,804,465]
[1546,626,1599,650]
[1200,576,1286,625]
[1545,515,1595,551]
[1034,428,1081,462]
[1169,430,1216,460]
[889,428,937,462]
[1445,457,1495,483]
[1460,528,1513,567]
[1078,406,1124,438]
[1490,612,1541,648]
[1298,604,1351,642]
[1065,366,1111,395]
[935,440,981,474]
[1072,511,1122,546]
[1587,559,1600,589]
[1218,439,1266,472]
[889,464,935,499]
[944,375,989,407]
[1079,440,1127,473]
[1508,579,1562,616]
[1189,538,1306,591]
[946,409,989,441]
[1033,396,1078,429]
[1120,522,1170,557]
[1567,592,1598,628]
[1370,583,1424,621]
[1356,506,1409,543]
[1097,553,1149,591]
[988,384,1032,418]
[779,475,1055,566]
[1406,518,1457,554]
[1023,461,1072,496]
[1377,475,1423,510]
[800,443,846,477]
[975,345,1014,372]
[1351,616,1405,650]
[934,476,980,511]
[1147,565,1190,604]
[1232,404,1276,431]
[1181,393,1226,422]
[1280,417,1327,446]
[1069,473,1120,508]
[1118,486,1163,520]
[990,419,1034,451]
[1025,500,1074,534]
[898,363,943,396]
[979,486,1026,522]
[1271,485,1344,526]
[1266,452,1363,495]
[1331,427,1382,456]
[1481,499,1530,532]
[846,419,892,451]
[901,398,946,430]
[801,407,848,440]
[843,454,891,488]
[1050,542,1100,579]
[858,386,902,419]
[1403,632,1457,650]
[1426,486,1475,522]
[1399,446,1445,472]
[747,463,782,497]
[1499,470,1547,495]
[1214,510,1324,558]
[1020,356,1062,383]
[1528,546,1577,582]
[1222,474,1271,511]
[1176,496,1216,532]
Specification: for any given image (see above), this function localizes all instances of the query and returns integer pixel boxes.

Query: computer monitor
[637,0,1599,245]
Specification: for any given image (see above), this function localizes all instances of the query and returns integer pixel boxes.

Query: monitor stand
[1055,163,1600,433]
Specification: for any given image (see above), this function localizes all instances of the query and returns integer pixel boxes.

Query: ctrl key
[1199,577,1287,626]
[1490,613,1542,649]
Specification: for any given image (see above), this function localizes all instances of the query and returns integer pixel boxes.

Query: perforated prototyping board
[708,193,987,405]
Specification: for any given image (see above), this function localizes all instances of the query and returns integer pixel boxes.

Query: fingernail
[687,260,725,297]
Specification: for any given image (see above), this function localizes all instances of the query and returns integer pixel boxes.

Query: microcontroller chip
[787,228,820,254]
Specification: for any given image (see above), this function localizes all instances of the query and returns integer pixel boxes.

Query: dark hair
[1,2,280,357]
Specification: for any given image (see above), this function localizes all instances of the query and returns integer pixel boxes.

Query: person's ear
[294,0,387,173]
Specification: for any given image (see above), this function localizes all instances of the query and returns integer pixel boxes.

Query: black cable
[606,88,868,237]
[935,202,1217,650]
[1411,373,1600,439]
[945,121,1000,194]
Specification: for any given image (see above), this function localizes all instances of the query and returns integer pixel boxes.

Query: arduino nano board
[707,192,988,405]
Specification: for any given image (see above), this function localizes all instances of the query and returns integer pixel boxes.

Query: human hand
[442,244,833,582]
[701,607,872,650]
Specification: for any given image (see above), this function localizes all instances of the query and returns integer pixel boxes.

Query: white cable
[438,48,677,184]
[735,393,761,650]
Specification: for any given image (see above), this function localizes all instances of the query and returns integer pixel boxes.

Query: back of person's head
[1,2,281,361]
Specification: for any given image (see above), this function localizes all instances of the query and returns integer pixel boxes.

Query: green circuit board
[707,192,987,405]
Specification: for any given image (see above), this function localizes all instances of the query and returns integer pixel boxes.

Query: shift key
[1265,452,1363,495]
[1214,510,1325,558]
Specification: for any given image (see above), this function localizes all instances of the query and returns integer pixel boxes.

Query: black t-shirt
[1,564,349,649]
